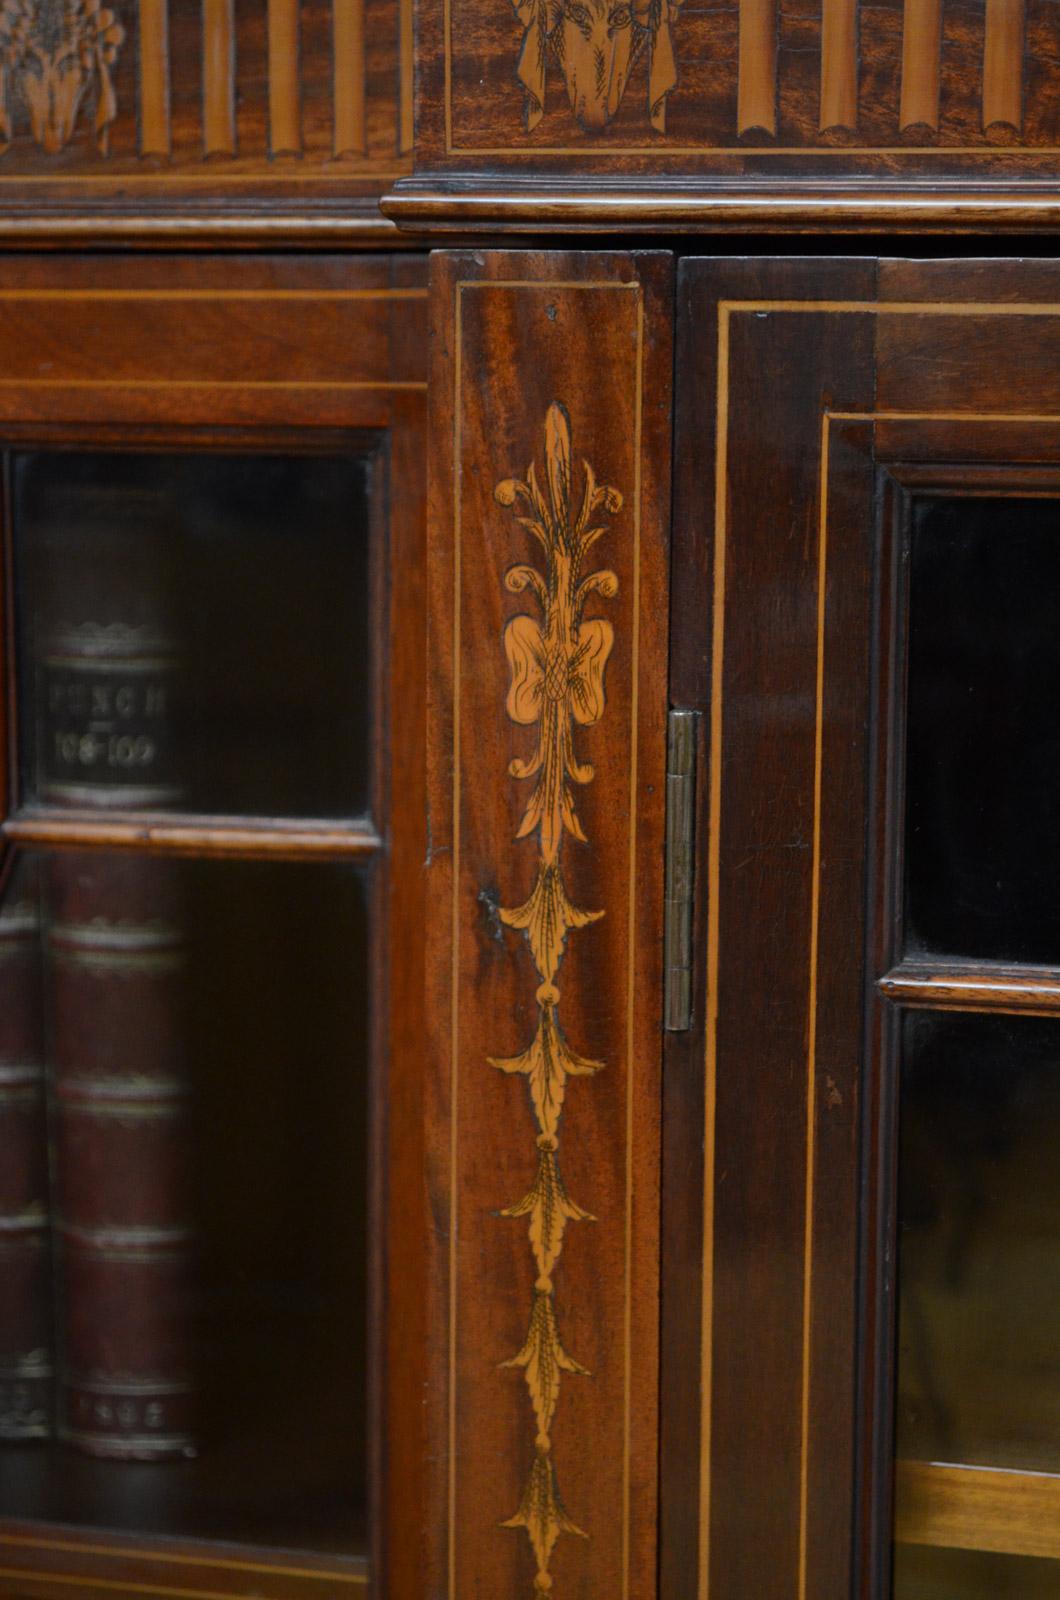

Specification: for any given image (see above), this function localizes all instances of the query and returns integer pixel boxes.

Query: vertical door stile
[425,249,673,1600]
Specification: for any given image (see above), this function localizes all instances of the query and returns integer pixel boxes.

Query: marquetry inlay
[439,0,1051,159]
[490,400,620,1596]
[0,0,408,182]
[0,0,123,156]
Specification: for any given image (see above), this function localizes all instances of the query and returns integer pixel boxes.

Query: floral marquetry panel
[425,250,672,1600]
[0,0,411,239]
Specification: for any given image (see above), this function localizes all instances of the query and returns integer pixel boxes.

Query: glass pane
[904,495,1060,965]
[893,1010,1060,1600]
[0,849,371,1558]
[895,1010,1060,1474]
[13,451,373,820]
[894,1545,1060,1600]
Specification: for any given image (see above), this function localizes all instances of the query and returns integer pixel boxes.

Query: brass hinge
[664,709,698,1032]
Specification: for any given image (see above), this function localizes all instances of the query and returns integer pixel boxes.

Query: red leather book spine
[48,852,193,1461]
[0,858,51,1441]
[33,491,194,1462]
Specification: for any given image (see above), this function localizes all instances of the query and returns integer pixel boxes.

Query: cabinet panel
[411,0,1058,172]
[672,258,1060,1600]
[0,253,429,1600]
[0,0,411,242]
[425,249,671,1600]
[385,0,1060,230]
[672,258,877,1600]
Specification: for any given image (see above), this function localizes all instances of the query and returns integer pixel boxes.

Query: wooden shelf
[0,1525,367,1599]
[878,961,1060,1016]
[3,812,381,862]
[895,1459,1060,1562]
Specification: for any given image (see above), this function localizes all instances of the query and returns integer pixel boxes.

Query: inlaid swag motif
[491,402,621,1597]
[0,0,123,154]
[511,0,683,131]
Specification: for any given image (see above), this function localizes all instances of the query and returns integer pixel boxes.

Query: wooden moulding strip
[3,813,381,861]
[877,961,1060,1015]
[737,0,776,134]
[333,0,366,157]
[819,0,857,130]
[983,0,1025,131]
[0,1529,368,1593]
[899,0,942,130]
[268,0,302,156]
[895,1460,1060,1562]
[202,0,236,156]
[138,0,171,157]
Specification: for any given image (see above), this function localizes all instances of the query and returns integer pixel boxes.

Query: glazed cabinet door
[668,257,1060,1600]
[0,254,428,1600]
[425,251,673,1600]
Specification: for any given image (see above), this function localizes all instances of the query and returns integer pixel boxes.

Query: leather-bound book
[0,857,51,1441]
[31,491,182,816]
[47,853,193,1461]
[29,476,194,1461]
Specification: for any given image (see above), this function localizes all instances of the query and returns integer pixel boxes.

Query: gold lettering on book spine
[491,401,620,1598]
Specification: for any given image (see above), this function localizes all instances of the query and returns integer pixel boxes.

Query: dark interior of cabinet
[903,495,1060,965]
[887,484,1060,1600]
[895,1008,1060,1475]
[11,449,374,821]
[0,440,382,1571]
[0,853,372,1555]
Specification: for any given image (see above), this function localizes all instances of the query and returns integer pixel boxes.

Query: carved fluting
[268,0,301,154]
[333,0,366,154]
[512,0,683,133]
[819,0,855,130]
[899,0,941,130]
[0,0,123,154]
[494,0,1034,143]
[202,0,234,156]
[138,0,169,156]
[737,0,775,133]
[983,0,1024,131]
[491,402,620,1599]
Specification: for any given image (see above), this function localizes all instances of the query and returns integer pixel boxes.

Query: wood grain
[738,0,776,133]
[983,0,1024,130]
[0,1528,367,1599]
[426,249,671,1600]
[0,0,411,243]
[399,0,414,151]
[671,257,878,1600]
[333,0,367,154]
[3,814,382,860]
[0,251,431,1600]
[382,186,1060,233]
[139,0,172,156]
[879,962,1060,1014]
[895,1460,1060,1561]
[399,0,1060,216]
[899,0,941,128]
[202,0,236,157]
[666,263,1060,1600]
[865,263,1060,1595]
[268,0,302,154]
[819,0,857,130]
